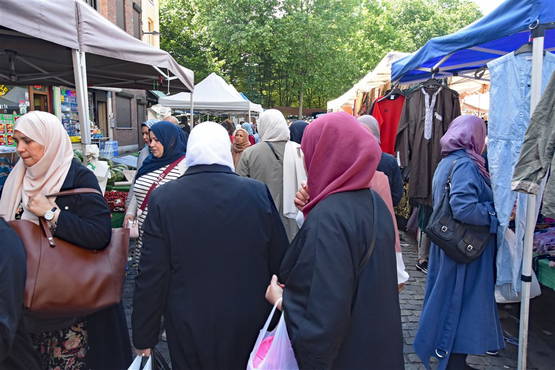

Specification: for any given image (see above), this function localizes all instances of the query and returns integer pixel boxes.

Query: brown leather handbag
[9,188,129,318]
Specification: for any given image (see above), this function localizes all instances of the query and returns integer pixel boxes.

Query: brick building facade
[87,0,157,151]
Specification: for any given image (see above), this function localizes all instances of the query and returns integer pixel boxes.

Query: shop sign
[0,85,11,97]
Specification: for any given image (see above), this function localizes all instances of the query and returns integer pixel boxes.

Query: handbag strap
[445,159,459,193]
[265,142,281,161]
[139,155,185,211]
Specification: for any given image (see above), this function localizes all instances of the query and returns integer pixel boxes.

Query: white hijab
[258,109,290,142]
[0,111,74,221]
[185,122,235,171]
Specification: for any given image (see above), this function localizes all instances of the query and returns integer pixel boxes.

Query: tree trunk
[299,90,304,118]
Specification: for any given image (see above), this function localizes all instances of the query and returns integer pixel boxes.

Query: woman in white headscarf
[236,109,306,241]
[132,122,288,369]
[0,111,131,370]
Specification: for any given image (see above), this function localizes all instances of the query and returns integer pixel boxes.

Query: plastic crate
[111,212,125,228]
[537,258,555,291]
[106,184,131,192]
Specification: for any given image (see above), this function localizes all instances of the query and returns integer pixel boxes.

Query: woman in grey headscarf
[236,109,306,241]
[358,115,403,206]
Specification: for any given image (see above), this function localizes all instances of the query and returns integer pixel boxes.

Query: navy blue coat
[414,150,504,369]
[377,152,404,206]
[132,164,289,369]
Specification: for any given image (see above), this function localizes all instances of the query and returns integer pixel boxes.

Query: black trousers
[447,353,468,370]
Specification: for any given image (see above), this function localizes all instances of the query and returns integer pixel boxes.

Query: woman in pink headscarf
[265,112,403,369]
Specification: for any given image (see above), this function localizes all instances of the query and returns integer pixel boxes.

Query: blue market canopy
[391,0,555,83]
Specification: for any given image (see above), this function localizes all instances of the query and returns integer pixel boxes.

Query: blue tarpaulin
[391,0,555,83]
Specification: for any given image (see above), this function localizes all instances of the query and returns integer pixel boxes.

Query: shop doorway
[98,101,108,136]
[137,102,146,147]
[29,86,52,113]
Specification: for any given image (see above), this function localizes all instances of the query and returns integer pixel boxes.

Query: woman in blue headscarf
[289,120,308,144]
[127,121,189,267]
[241,122,256,144]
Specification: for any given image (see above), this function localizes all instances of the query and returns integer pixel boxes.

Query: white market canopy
[0,0,194,92]
[160,73,263,113]
[327,51,409,112]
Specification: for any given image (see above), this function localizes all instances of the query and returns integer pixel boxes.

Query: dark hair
[222,119,235,136]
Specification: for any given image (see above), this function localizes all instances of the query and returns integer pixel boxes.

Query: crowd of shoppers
[0,109,502,370]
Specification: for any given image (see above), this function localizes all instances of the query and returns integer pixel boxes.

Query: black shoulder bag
[424,160,491,264]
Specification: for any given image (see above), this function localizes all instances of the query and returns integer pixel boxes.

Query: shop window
[147,18,155,45]
[115,95,132,128]
[116,0,125,30]
[84,0,97,9]
[133,3,142,39]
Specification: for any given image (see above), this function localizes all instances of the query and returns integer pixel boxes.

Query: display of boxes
[0,114,17,147]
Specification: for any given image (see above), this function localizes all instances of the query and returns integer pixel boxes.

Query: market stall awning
[327,51,408,112]
[0,0,194,92]
[391,0,555,83]
[160,73,263,113]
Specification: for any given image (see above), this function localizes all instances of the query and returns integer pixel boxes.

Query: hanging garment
[395,85,461,206]
[371,94,405,155]
[487,51,555,295]
[512,70,555,219]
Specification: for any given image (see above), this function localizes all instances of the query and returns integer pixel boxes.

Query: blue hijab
[241,122,254,135]
[135,121,188,180]
[289,120,308,144]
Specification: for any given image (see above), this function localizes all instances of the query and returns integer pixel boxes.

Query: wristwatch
[44,207,58,221]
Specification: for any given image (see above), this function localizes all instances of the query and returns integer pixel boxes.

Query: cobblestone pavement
[124,236,554,369]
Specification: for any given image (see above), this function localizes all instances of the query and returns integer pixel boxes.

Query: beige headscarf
[0,111,74,221]
[231,127,251,167]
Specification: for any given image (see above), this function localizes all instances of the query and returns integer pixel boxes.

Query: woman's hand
[135,348,151,357]
[124,214,135,229]
[294,183,310,211]
[265,275,284,310]
[27,194,56,218]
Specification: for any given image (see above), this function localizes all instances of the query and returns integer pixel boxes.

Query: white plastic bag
[128,355,152,370]
[246,299,299,370]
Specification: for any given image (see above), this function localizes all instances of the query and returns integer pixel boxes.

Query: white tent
[327,51,409,112]
[160,73,263,113]
[0,0,195,143]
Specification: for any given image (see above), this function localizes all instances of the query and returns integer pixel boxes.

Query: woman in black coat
[266,112,404,369]
[0,111,131,370]
[0,219,41,370]
[132,122,289,369]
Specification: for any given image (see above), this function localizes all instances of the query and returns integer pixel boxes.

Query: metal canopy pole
[189,91,194,129]
[71,50,91,145]
[517,29,545,370]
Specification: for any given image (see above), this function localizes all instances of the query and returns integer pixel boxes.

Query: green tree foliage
[160,0,482,110]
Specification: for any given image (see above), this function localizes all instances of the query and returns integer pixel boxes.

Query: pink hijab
[301,112,381,215]
[0,111,74,221]
[371,171,401,252]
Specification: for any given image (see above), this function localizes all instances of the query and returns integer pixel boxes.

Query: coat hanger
[378,83,403,102]
[515,42,533,55]
[514,41,546,56]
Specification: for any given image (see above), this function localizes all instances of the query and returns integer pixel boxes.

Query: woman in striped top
[127,121,188,267]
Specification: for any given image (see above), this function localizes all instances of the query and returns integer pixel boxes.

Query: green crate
[537,258,555,291]
[111,211,125,228]
[106,184,131,192]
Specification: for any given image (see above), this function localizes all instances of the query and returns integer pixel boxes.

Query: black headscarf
[135,121,188,180]
[289,120,309,144]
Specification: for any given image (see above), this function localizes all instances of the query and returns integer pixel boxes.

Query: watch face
[44,211,54,221]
